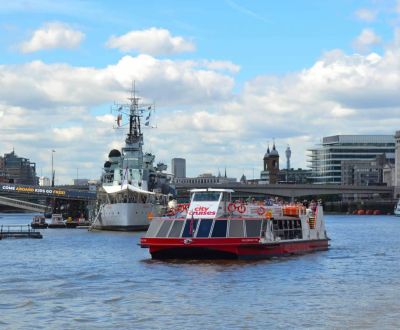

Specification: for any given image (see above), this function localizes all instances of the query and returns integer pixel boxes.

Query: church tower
[266,142,280,184]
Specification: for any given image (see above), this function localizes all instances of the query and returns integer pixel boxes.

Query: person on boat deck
[310,200,317,213]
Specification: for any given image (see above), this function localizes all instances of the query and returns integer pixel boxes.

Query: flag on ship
[145,111,151,126]
[117,114,122,127]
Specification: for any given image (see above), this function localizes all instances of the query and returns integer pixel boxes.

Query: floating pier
[0,224,43,239]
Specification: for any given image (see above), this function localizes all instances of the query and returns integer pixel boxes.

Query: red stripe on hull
[141,237,329,260]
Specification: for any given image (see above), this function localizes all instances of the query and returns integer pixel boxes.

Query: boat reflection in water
[141,189,329,260]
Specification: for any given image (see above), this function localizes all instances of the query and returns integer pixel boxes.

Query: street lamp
[51,149,56,187]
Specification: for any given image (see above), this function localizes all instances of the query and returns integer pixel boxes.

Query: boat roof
[190,188,234,193]
[102,183,156,195]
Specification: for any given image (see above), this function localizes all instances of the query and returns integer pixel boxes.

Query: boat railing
[0,224,43,239]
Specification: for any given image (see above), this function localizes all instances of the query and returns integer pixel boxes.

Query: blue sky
[0,0,399,183]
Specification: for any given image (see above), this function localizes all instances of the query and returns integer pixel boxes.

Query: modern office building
[1,150,38,185]
[171,158,186,179]
[278,168,312,184]
[308,135,395,184]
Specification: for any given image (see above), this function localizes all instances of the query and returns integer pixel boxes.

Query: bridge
[175,183,394,199]
[0,183,97,213]
[0,196,51,213]
[0,183,97,201]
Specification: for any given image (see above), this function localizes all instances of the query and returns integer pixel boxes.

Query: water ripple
[1,213,400,329]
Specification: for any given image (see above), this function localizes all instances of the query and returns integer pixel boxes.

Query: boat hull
[93,202,162,231]
[31,223,48,229]
[141,237,329,260]
[48,224,66,228]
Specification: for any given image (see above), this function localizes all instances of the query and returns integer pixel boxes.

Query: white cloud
[2,35,400,183]
[355,8,377,22]
[19,22,84,53]
[106,27,195,56]
[353,28,381,52]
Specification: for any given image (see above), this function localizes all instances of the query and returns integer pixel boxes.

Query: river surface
[1,213,399,329]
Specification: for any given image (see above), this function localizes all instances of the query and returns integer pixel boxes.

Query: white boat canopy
[102,184,155,195]
[190,188,235,193]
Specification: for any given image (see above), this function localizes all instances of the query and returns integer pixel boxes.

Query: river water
[1,213,399,329]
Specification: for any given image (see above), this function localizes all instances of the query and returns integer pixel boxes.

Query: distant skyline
[0,0,400,184]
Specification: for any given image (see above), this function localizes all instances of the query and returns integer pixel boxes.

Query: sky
[0,0,400,184]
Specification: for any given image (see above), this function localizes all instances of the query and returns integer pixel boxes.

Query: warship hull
[92,202,162,231]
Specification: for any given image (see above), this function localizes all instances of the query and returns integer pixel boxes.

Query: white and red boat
[140,188,329,260]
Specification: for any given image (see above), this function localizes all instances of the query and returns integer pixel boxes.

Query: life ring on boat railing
[228,203,236,212]
[257,207,265,215]
[237,204,246,214]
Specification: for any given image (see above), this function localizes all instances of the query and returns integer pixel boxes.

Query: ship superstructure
[92,86,173,231]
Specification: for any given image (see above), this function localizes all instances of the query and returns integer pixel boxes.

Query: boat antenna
[126,80,141,144]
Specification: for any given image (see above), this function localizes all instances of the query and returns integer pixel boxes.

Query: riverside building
[0,150,38,185]
[308,135,395,184]
[171,158,186,179]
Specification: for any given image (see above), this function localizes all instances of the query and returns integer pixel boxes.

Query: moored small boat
[140,188,330,260]
[48,214,66,228]
[31,215,48,229]
[65,217,78,228]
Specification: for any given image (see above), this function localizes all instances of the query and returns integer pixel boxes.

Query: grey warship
[92,86,173,231]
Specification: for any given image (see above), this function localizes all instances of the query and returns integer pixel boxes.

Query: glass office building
[308,135,395,184]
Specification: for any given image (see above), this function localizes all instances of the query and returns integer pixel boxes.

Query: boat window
[145,218,163,237]
[245,220,262,237]
[211,220,227,237]
[272,219,302,240]
[156,220,174,237]
[192,192,221,202]
[260,220,267,236]
[196,219,213,237]
[182,219,199,237]
[168,220,184,237]
[228,220,244,237]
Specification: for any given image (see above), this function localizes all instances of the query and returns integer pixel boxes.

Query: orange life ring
[227,203,236,212]
[237,204,246,213]
[257,207,265,215]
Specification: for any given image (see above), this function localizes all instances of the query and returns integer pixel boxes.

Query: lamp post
[51,149,56,187]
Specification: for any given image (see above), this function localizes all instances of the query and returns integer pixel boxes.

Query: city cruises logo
[187,203,218,218]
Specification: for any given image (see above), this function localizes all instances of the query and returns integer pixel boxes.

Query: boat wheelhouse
[31,215,48,229]
[48,214,66,228]
[140,189,329,260]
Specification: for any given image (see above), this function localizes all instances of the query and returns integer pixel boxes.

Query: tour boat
[140,189,329,260]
